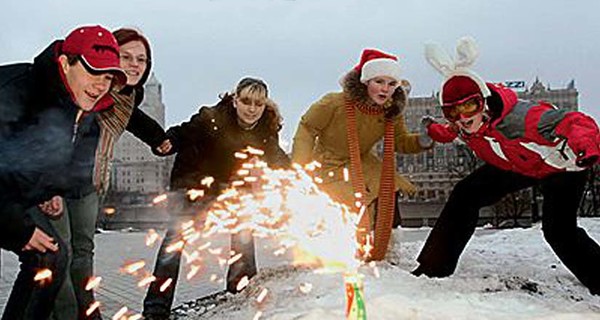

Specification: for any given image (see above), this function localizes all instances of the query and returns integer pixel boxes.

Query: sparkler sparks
[152,193,168,205]
[159,278,173,292]
[85,276,102,291]
[256,288,269,303]
[34,268,52,282]
[145,229,160,247]
[86,301,101,316]
[112,306,128,320]
[122,261,146,274]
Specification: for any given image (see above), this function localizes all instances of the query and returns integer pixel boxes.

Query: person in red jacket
[412,37,600,295]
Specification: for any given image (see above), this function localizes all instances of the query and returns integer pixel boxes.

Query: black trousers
[2,208,68,320]
[143,195,257,317]
[415,164,600,295]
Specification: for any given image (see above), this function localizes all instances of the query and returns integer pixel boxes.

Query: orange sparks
[201,176,215,188]
[228,253,243,265]
[145,229,159,247]
[85,276,102,291]
[182,220,195,230]
[86,301,101,316]
[166,240,184,253]
[234,152,248,159]
[128,315,143,320]
[138,275,156,287]
[111,306,128,320]
[314,177,323,184]
[243,176,258,183]
[236,276,250,292]
[152,193,168,205]
[104,207,116,215]
[299,282,313,294]
[237,169,250,176]
[253,311,263,320]
[242,163,254,169]
[245,146,265,156]
[187,189,205,201]
[343,167,349,181]
[210,274,219,282]
[187,265,200,280]
[123,261,146,274]
[232,180,245,187]
[159,278,173,292]
[34,268,52,282]
[256,288,269,303]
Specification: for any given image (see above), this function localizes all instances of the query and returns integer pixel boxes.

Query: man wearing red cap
[413,37,600,296]
[0,25,125,319]
[292,48,432,261]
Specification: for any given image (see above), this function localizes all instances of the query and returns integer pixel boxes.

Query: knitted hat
[62,25,127,86]
[354,49,402,84]
[425,36,490,106]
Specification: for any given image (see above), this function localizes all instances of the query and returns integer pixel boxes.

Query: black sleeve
[166,107,209,153]
[0,201,36,252]
[0,171,39,251]
[126,108,168,150]
[266,133,291,169]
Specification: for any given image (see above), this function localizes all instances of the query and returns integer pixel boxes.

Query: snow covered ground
[178,218,600,320]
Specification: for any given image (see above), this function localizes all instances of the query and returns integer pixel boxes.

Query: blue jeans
[2,208,68,320]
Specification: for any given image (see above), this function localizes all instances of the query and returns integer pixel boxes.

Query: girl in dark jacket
[143,77,289,320]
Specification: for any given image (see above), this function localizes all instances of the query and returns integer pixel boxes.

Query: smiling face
[366,76,398,106]
[234,88,267,128]
[119,40,148,86]
[59,55,114,111]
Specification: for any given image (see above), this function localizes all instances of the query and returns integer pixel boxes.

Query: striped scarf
[93,90,136,193]
[344,96,396,261]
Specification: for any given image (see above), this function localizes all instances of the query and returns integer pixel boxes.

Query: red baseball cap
[62,25,127,87]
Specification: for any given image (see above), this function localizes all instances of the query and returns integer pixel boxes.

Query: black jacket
[167,95,289,192]
[0,41,106,250]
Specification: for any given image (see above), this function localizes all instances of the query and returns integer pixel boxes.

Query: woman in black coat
[143,77,289,320]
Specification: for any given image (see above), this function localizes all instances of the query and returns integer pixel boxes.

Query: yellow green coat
[291,70,427,208]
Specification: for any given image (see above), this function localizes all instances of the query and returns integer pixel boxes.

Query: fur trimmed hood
[340,69,408,118]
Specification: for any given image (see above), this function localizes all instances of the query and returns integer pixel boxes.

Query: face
[442,97,486,134]
[234,93,267,127]
[60,55,114,111]
[119,40,148,86]
[455,112,485,134]
[366,76,398,106]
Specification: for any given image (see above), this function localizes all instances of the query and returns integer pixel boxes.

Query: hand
[418,116,436,148]
[421,115,437,129]
[156,139,173,154]
[38,196,64,219]
[22,227,58,253]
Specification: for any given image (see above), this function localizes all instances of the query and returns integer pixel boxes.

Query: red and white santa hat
[354,49,402,84]
[425,36,491,106]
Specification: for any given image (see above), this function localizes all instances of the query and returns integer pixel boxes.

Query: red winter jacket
[427,83,600,179]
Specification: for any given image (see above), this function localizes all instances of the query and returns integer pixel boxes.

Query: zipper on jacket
[72,110,84,143]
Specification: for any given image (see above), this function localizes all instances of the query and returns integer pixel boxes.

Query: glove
[569,136,600,168]
[418,116,435,148]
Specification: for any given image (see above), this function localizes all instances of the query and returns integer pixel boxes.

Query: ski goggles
[441,95,484,121]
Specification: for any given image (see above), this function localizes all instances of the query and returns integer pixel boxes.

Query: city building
[111,73,171,194]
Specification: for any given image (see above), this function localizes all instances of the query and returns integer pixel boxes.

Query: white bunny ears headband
[425,36,491,105]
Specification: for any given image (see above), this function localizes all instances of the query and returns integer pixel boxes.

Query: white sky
[2,0,599,140]
[182,219,600,319]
